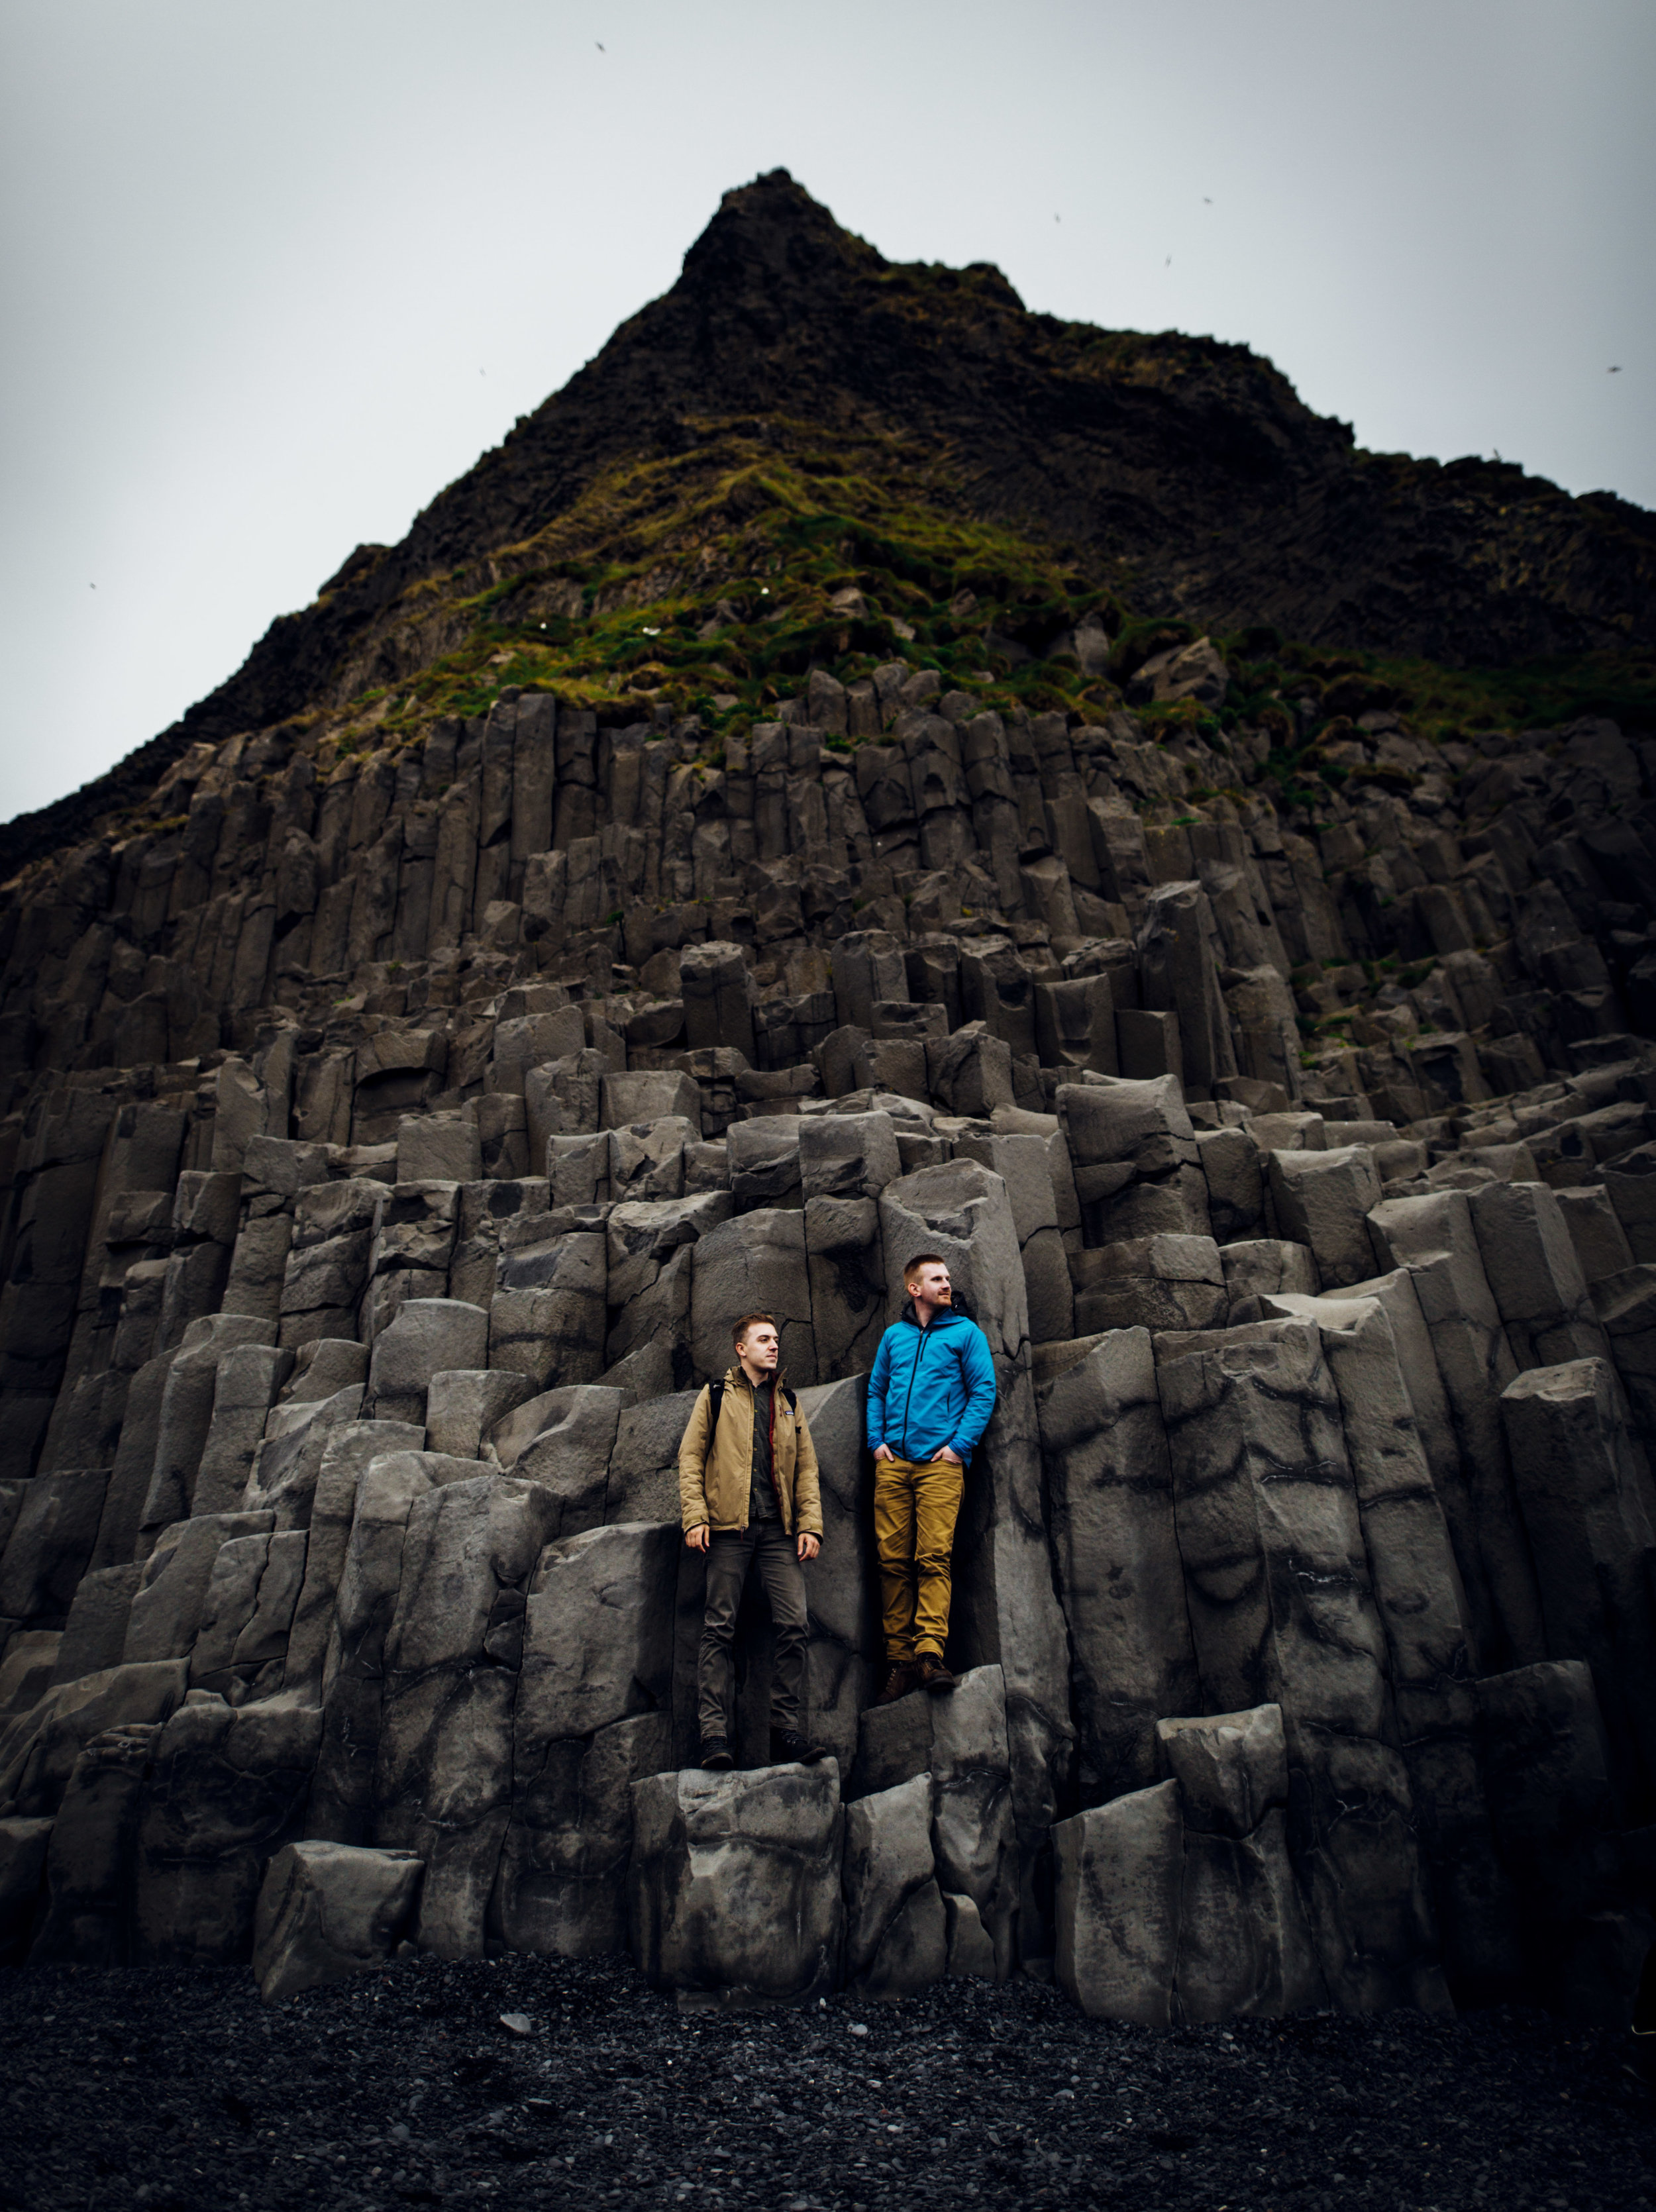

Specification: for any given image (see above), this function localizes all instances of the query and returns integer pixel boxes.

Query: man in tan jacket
[678,1311,828,1772]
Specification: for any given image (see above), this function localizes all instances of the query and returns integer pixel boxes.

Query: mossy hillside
[302,415,1654,803]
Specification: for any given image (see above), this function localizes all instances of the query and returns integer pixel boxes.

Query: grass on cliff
[284,415,1655,815]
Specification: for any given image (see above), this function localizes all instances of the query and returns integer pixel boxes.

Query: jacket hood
[897,1292,977,1329]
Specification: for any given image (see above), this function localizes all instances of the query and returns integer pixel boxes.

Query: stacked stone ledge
[0,681,1655,2025]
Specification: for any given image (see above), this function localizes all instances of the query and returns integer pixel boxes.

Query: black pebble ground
[4,1955,1653,2212]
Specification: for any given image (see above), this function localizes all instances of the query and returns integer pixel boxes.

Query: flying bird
[1609,364,1622,373]
[596,40,605,50]
[1165,256,1172,267]
[1203,196,1212,203]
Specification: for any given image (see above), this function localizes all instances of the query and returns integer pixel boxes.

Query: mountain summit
[5,169,1652,872]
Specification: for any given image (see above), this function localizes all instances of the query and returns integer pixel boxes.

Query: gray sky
[3,0,1651,822]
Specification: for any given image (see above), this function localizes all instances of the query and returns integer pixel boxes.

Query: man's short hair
[731,1311,777,1347]
[904,1253,949,1287]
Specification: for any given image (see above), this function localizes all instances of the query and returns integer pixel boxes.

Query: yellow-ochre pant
[874,1454,964,1663]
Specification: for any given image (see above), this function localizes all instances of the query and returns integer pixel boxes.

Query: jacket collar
[723,1364,784,1390]
[898,1293,973,1331]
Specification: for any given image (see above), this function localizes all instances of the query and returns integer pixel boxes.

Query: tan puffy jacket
[677,1367,823,1538]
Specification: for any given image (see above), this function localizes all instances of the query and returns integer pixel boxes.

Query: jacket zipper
[735,1370,787,1529]
[898,1315,933,1459]
[766,1382,783,1521]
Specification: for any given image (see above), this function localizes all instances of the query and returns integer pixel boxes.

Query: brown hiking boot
[876,1662,920,1706]
[916,1654,957,1694]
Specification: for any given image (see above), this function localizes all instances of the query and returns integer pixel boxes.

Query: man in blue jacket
[865,1252,997,1701]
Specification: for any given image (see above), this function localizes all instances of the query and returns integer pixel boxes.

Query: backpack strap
[780,1384,798,1415]
[705,1379,723,1454]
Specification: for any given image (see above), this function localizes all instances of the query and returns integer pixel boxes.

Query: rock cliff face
[2,173,1656,2025]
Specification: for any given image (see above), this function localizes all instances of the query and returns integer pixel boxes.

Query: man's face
[911,1264,952,1308]
[738,1323,780,1371]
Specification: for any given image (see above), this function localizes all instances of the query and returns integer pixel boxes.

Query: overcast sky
[2,0,1651,823]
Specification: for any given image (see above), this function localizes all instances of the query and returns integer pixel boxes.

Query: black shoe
[701,1738,734,1770]
[876,1661,921,1707]
[916,1654,957,1694]
[770,1728,831,1766]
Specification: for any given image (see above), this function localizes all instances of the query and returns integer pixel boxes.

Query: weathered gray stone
[396,1118,481,1184]
[219,1215,295,1332]
[1554,1184,1635,1286]
[1054,1779,1183,2024]
[609,1115,696,1205]
[850,1666,1017,1981]
[1500,1358,1656,1797]
[374,1473,562,1956]
[1367,1191,1547,1671]
[788,1376,882,1775]
[1469,1181,1609,1370]
[52,1564,143,1685]
[366,1298,489,1425]
[1072,1234,1226,1334]
[307,1450,437,1841]
[123,1512,274,1666]
[1154,1321,1387,1736]
[189,1528,307,1696]
[1135,881,1237,1099]
[252,1838,425,2001]
[924,1029,1013,1119]
[1033,972,1118,1076]
[842,1773,947,1998]
[0,1660,187,1821]
[725,1119,802,1212]
[133,1699,323,1964]
[803,1197,887,1382]
[1196,1125,1266,1244]
[798,1111,902,1204]
[136,1314,272,1546]
[244,1385,369,1525]
[602,1071,703,1134]
[680,942,757,1064]
[1267,1146,1382,1289]
[282,1338,370,1403]
[0,1631,59,1713]
[952,1129,1073,1342]
[492,1522,677,1957]
[606,1391,698,1523]
[1175,1807,1325,2023]
[1270,1293,1476,1726]
[0,1471,109,1623]
[193,1344,295,1517]
[506,1387,624,1540]
[280,1421,422,1696]
[425,1368,535,1461]
[1219,1238,1320,1319]
[1157,1704,1288,1838]
[1268,1282,1508,1995]
[1290,1722,1451,2015]
[627,1761,845,2001]
[1035,1329,1199,1805]
[546,1132,609,1208]
[488,1233,608,1390]
[26,1721,159,1964]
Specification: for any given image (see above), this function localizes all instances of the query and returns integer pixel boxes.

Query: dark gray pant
[698,1523,809,1743]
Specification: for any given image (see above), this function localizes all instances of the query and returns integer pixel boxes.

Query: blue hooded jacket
[866,1298,997,1466]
